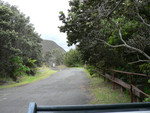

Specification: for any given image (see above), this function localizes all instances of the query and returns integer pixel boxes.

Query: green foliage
[28,58,36,64]
[140,63,150,75]
[52,49,64,65]
[26,58,37,68]
[86,70,130,104]
[25,58,37,75]
[64,49,82,67]
[10,56,30,76]
[43,51,52,65]
[86,65,97,76]
[0,66,57,89]
[59,0,150,72]
[59,0,150,67]
[144,97,150,102]
[59,0,150,95]
[0,1,43,81]
[143,86,150,95]
[43,48,65,66]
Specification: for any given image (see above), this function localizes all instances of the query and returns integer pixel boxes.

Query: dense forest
[59,0,150,94]
[0,0,42,81]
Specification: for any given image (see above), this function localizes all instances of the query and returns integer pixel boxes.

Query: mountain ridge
[41,40,66,55]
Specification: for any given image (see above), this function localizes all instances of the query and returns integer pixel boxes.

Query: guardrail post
[113,71,115,89]
[130,75,133,102]
[98,69,100,78]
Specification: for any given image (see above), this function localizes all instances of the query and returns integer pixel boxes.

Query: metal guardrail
[28,102,150,113]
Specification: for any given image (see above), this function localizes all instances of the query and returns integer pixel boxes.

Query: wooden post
[113,71,115,89]
[130,75,133,103]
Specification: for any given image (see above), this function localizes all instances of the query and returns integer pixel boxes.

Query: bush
[10,56,30,81]
[86,65,97,76]
[144,97,150,102]
[26,58,37,76]
[64,49,83,67]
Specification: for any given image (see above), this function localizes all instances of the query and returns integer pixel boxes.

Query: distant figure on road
[52,63,55,68]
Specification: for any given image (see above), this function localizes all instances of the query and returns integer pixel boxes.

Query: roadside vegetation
[85,70,130,104]
[59,0,150,101]
[0,1,43,82]
[0,1,59,86]
[0,66,56,89]
[63,49,83,67]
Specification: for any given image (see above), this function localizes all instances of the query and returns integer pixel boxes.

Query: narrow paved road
[0,68,91,113]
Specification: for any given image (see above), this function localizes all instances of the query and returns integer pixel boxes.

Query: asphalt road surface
[0,68,92,113]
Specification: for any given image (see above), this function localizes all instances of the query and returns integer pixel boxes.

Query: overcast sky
[3,0,75,51]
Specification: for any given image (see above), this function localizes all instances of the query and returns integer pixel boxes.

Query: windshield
[0,0,150,113]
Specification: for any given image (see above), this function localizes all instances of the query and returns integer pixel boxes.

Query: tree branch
[114,22,128,45]
[107,0,124,17]
[98,20,150,60]
[99,39,125,48]
[128,60,150,64]
[124,44,150,60]
[137,12,150,27]
[114,21,150,60]
[133,1,150,27]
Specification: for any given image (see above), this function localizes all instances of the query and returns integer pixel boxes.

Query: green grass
[84,69,130,104]
[0,66,57,89]
[71,66,83,68]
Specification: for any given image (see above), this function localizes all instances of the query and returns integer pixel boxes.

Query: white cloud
[3,0,75,51]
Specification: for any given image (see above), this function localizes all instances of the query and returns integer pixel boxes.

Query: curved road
[0,68,92,113]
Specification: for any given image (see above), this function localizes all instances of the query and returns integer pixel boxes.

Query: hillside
[41,40,66,55]
[41,40,66,66]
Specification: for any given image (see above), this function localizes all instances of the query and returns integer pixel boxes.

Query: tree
[0,3,20,80]
[59,0,150,73]
[52,49,64,65]
[9,4,42,66]
[64,49,82,67]
[0,0,42,80]
[44,51,53,65]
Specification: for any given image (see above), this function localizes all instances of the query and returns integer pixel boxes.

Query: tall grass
[84,69,130,104]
